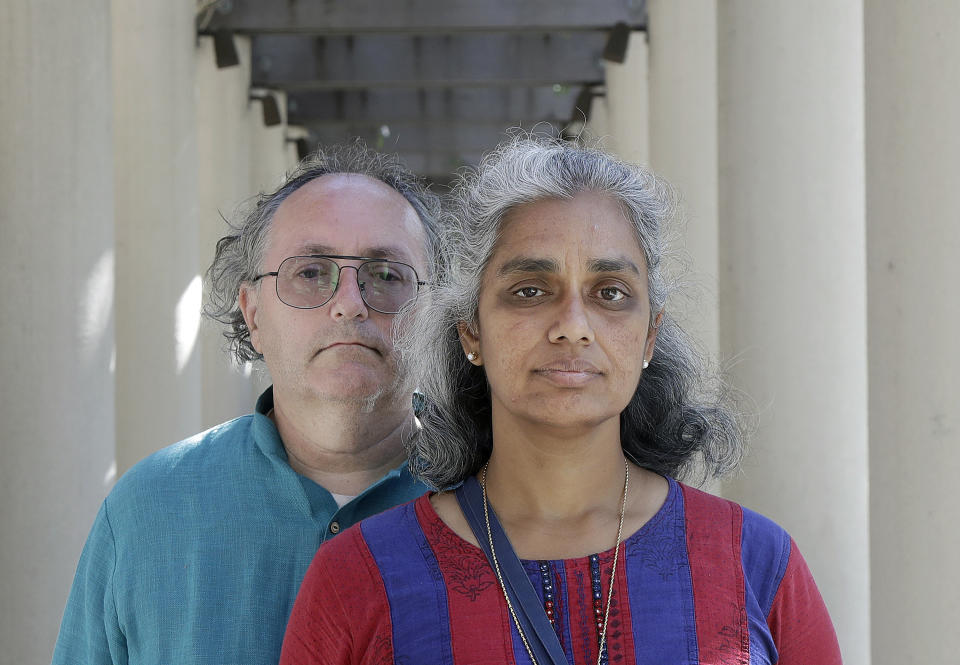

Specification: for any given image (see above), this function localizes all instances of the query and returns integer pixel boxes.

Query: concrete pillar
[717,4,869,663]
[0,2,116,662]
[249,90,297,194]
[196,35,262,429]
[598,32,650,166]
[113,0,202,471]
[865,3,960,662]
[585,95,611,147]
[585,31,647,164]
[646,0,719,360]
[196,35,292,429]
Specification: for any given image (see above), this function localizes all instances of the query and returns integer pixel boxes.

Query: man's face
[240,174,428,410]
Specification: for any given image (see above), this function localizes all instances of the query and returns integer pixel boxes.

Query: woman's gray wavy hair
[399,136,745,489]
[204,141,442,363]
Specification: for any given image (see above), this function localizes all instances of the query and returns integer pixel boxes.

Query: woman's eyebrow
[496,256,560,277]
[588,257,642,275]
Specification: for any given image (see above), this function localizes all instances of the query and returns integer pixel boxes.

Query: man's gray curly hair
[204,141,442,363]
[398,136,745,489]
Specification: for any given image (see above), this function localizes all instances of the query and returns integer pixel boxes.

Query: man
[53,144,439,664]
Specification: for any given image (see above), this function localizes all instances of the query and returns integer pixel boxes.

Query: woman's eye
[598,286,627,301]
[514,286,545,298]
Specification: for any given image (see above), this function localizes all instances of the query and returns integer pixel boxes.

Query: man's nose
[327,265,368,320]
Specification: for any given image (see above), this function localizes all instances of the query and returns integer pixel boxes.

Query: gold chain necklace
[481,460,630,665]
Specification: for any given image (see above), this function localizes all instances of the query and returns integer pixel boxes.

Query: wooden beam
[301,120,574,179]
[204,0,646,34]
[251,33,606,91]
[286,86,580,125]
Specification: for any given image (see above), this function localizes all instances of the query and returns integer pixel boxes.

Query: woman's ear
[457,321,482,365]
[644,310,664,365]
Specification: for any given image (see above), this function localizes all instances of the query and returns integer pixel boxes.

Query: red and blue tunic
[281,477,841,664]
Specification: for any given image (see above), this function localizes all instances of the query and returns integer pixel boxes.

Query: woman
[279,138,841,665]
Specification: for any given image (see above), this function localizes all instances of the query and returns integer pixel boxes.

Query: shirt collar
[251,386,287,461]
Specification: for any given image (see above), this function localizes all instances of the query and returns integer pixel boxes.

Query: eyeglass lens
[276,256,418,313]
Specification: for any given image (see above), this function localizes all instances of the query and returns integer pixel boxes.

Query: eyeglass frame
[250,254,428,314]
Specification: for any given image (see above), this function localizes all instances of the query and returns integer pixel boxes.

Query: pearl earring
[467,352,477,361]
[642,360,649,369]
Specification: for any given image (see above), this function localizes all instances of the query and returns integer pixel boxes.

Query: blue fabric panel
[741,506,791,665]
[361,503,455,665]
[625,478,699,664]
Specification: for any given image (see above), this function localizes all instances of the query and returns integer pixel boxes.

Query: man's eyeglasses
[252,255,426,314]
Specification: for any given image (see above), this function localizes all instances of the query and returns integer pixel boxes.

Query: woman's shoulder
[677,481,791,551]
[676,481,797,612]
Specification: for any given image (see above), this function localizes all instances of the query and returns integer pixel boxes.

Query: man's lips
[317,341,382,356]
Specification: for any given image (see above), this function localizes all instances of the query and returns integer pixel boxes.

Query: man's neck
[271,390,411,495]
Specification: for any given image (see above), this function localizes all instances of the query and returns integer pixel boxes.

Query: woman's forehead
[490,193,645,269]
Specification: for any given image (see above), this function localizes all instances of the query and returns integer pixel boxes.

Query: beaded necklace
[481,461,629,665]
[537,553,613,664]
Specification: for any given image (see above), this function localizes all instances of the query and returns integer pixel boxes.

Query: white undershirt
[330,492,358,509]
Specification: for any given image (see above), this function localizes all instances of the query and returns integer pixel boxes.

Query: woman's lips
[533,360,602,387]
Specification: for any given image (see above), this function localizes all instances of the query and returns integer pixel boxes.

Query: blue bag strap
[455,475,569,665]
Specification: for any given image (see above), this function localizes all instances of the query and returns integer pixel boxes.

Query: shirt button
[329,521,341,535]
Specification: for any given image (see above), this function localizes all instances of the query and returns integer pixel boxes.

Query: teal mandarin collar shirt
[53,387,428,665]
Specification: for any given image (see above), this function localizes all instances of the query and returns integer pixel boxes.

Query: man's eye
[598,286,627,301]
[295,265,330,281]
[372,268,402,282]
[514,286,545,298]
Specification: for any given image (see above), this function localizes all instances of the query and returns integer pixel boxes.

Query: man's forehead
[267,173,427,265]
[281,173,410,210]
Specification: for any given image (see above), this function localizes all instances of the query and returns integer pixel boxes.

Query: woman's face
[460,192,660,434]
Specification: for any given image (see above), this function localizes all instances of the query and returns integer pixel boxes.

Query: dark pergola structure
[200,0,647,182]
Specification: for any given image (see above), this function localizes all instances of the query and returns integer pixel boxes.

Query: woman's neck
[480,412,632,559]
[485,406,624,514]
[430,408,670,560]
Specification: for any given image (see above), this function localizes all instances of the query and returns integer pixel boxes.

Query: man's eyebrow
[296,244,409,260]
[588,257,642,276]
[359,246,410,260]
[298,243,336,256]
[496,256,561,277]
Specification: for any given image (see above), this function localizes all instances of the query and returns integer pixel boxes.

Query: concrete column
[113,0,202,471]
[196,35,291,429]
[865,3,960,662]
[0,2,115,662]
[598,32,650,166]
[647,0,719,360]
[717,4,869,663]
[196,35,261,429]
[250,89,297,194]
[585,95,611,147]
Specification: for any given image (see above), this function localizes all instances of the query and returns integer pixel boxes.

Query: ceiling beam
[286,86,581,125]
[305,120,557,153]
[204,0,646,34]
[251,33,606,91]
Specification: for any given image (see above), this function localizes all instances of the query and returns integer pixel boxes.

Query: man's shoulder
[108,414,257,504]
